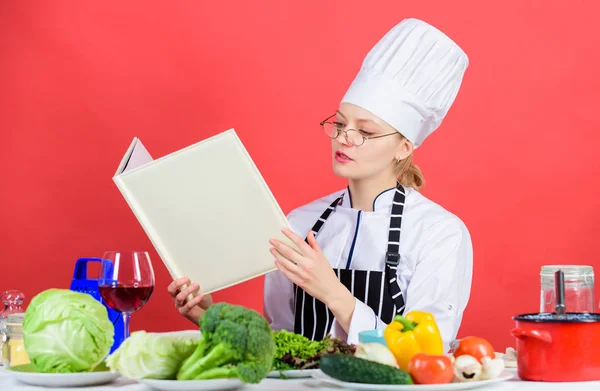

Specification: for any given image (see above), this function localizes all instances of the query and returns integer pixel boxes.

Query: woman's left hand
[269,228,347,307]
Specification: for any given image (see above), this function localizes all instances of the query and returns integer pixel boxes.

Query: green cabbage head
[22,289,114,373]
[105,330,199,379]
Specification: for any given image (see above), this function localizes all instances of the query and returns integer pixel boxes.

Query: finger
[271,248,302,275]
[281,228,314,255]
[187,292,205,308]
[269,240,305,265]
[167,277,189,296]
[175,282,199,305]
[306,231,323,254]
[176,282,199,303]
[179,292,205,314]
[274,259,304,286]
[167,277,190,296]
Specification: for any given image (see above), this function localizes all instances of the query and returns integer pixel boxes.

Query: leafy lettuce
[22,289,114,373]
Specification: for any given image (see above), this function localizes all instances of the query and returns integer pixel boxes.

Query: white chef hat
[341,18,469,148]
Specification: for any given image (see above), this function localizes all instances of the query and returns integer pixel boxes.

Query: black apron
[293,185,407,340]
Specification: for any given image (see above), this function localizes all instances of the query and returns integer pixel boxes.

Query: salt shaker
[2,313,29,367]
[0,290,26,366]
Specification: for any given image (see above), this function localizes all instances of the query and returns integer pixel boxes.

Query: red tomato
[408,353,454,385]
[453,336,495,363]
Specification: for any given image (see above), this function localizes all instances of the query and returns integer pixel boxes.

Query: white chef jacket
[264,186,473,352]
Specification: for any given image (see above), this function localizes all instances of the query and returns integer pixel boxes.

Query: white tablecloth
[2,367,600,391]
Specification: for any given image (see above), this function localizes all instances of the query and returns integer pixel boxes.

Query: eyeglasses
[320,114,398,147]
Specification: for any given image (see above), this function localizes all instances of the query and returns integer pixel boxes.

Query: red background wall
[1,1,599,351]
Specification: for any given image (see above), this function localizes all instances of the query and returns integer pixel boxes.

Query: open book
[113,129,297,294]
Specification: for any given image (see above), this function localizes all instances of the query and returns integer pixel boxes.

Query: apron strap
[304,194,344,243]
[385,185,406,314]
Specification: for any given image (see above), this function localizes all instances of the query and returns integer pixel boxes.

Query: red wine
[99,284,154,313]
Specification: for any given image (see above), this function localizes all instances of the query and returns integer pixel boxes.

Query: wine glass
[98,251,155,339]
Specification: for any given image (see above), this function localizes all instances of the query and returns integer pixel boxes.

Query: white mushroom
[502,347,517,368]
[453,355,482,382]
[481,356,505,379]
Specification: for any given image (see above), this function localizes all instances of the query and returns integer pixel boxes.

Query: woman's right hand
[167,277,213,325]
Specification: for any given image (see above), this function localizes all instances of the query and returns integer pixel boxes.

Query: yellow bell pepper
[383,311,444,371]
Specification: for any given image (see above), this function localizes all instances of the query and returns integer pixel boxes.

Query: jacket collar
[340,185,399,212]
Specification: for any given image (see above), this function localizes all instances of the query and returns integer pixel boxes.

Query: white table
[2,367,600,391]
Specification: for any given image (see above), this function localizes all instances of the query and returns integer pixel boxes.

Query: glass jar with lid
[0,290,26,366]
[540,265,595,313]
[1,313,29,367]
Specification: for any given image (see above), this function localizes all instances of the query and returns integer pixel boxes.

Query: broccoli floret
[234,317,277,383]
[176,320,246,379]
[175,303,276,384]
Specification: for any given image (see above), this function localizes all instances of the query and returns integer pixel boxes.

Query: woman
[168,18,472,352]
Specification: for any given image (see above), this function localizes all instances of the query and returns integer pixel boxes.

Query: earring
[397,157,401,163]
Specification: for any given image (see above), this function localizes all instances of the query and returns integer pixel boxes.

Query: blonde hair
[395,152,425,191]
